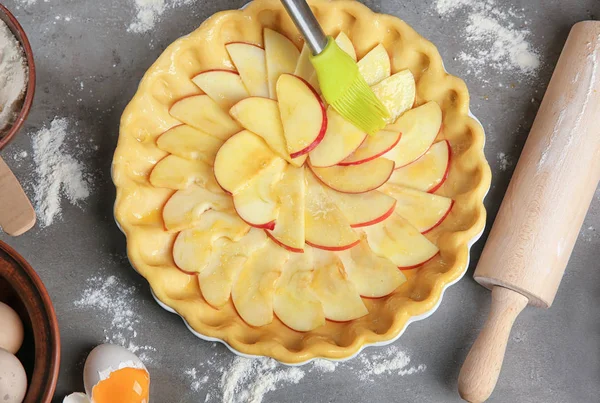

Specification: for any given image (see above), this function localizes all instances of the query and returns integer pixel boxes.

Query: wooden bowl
[0,3,36,151]
[0,241,60,403]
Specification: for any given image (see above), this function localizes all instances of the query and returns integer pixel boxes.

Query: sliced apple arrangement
[149,28,455,332]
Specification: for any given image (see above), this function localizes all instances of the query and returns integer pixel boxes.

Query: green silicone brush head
[310,37,389,135]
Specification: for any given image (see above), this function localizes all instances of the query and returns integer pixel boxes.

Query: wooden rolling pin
[0,156,35,236]
[458,21,600,402]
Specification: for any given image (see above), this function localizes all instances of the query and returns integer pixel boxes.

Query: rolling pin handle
[458,286,529,402]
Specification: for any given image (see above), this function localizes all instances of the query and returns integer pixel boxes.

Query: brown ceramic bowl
[0,241,60,403]
[0,3,35,151]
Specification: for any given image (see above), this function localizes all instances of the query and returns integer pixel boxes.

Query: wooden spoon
[0,156,35,236]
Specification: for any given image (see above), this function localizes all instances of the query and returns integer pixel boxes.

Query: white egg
[0,348,27,403]
[0,302,24,354]
[63,392,91,403]
[83,344,147,397]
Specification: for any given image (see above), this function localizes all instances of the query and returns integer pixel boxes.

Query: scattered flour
[184,346,425,402]
[357,346,427,381]
[0,19,28,136]
[434,0,540,83]
[311,359,338,373]
[74,272,157,365]
[580,226,596,243]
[128,0,195,33]
[497,152,513,172]
[31,118,91,227]
[13,0,39,6]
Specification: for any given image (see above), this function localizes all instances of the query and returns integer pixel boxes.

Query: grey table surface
[0,0,599,402]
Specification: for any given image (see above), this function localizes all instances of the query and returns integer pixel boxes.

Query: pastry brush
[280,0,389,135]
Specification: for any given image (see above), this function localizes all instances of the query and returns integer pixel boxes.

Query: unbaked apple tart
[113,0,490,363]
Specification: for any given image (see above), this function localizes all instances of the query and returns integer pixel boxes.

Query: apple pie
[112,0,491,363]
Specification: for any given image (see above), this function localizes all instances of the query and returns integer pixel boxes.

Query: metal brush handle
[280,0,328,55]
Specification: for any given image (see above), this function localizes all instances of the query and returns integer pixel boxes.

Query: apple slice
[226,42,269,97]
[388,140,451,193]
[274,246,325,331]
[173,210,250,274]
[357,44,390,86]
[384,101,442,168]
[199,229,267,307]
[304,170,359,251]
[308,107,367,167]
[163,184,232,232]
[213,130,281,194]
[150,155,215,190]
[371,69,416,123]
[311,249,368,321]
[339,129,401,166]
[322,187,396,228]
[294,44,314,82]
[363,212,438,269]
[233,158,287,230]
[310,158,394,194]
[232,239,289,326]
[192,70,249,110]
[267,165,305,253]
[337,240,406,297]
[264,28,300,99]
[169,95,241,140]
[335,32,356,61]
[156,124,223,164]
[229,97,307,166]
[277,74,327,158]
[380,184,453,233]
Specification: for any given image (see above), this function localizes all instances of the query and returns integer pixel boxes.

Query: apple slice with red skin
[229,97,307,167]
[233,158,287,230]
[357,44,391,86]
[274,246,326,332]
[232,239,289,326]
[150,155,216,191]
[336,240,406,298]
[213,130,281,195]
[363,211,439,269]
[308,107,367,168]
[380,184,453,233]
[192,70,249,110]
[267,165,305,253]
[169,95,241,140]
[264,28,300,99]
[276,74,327,158]
[226,42,269,98]
[199,229,267,308]
[310,158,395,194]
[388,140,451,193]
[322,187,396,228]
[384,101,442,168]
[310,249,368,321]
[304,170,360,251]
[163,184,231,232]
[339,129,401,166]
[156,124,223,164]
[371,69,416,123]
[173,210,250,274]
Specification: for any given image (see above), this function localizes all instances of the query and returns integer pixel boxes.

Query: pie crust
[112,0,491,363]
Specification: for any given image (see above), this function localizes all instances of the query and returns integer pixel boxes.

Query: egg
[83,344,150,403]
[0,347,27,403]
[0,302,24,354]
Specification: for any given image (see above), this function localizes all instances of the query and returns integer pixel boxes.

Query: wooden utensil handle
[0,156,36,236]
[458,286,529,402]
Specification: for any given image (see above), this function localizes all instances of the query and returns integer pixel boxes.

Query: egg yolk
[91,367,150,403]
